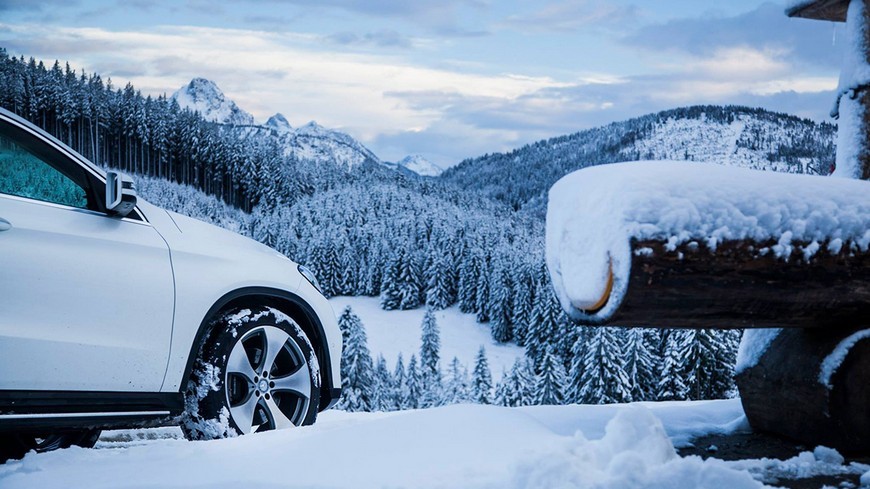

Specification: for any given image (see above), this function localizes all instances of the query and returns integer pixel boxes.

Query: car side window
[0,125,89,209]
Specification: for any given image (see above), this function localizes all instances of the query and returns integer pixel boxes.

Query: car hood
[165,210,291,262]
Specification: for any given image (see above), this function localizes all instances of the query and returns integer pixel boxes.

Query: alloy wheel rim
[224,325,311,434]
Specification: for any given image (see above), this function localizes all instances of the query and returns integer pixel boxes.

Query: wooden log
[735,326,870,453]
[603,239,870,329]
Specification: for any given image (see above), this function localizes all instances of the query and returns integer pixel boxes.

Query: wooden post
[788,0,870,179]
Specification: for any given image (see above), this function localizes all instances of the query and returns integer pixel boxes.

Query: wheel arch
[181,287,338,412]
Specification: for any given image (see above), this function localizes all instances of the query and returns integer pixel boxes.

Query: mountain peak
[171,78,255,126]
[398,154,443,177]
[266,113,292,133]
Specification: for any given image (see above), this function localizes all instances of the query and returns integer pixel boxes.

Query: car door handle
[0,217,11,232]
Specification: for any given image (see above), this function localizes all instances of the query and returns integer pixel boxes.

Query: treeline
[0,48,315,212]
[336,307,738,412]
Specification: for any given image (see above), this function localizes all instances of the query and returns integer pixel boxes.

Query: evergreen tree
[336,308,376,412]
[393,353,408,410]
[405,354,423,409]
[443,357,471,404]
[498,358,535,407]
[577,328,631,404]
[534,346,566,405]
[419,309,442,407]
[471,346,493,404]
[657,330,690,401]
[379,251,402,310]
[425,253,455,310]
[489,266,513,343]
[623,329,658,402]
[373,354,396,411]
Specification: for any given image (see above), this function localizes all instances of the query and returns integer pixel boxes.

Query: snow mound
[171,78,255,126]
[0,400,757,489]
[546,161,870,322]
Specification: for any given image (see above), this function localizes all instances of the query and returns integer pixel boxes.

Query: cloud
[501,0,638,33]
[624,2,844,70]
[250,0,487,33]
[326,30,414,49]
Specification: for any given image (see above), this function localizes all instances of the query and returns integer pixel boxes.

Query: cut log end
[736,327,870,453]
[605,238,870,329]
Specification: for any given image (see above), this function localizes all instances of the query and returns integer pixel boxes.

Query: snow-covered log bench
[546,161,870,329]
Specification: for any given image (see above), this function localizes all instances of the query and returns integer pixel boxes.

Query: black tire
[0,429,101,463]
[181,307,321,441]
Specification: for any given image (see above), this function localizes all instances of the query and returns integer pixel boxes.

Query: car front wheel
[181,307,321,440]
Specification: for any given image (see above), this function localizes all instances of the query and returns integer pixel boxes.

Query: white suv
[0,108,342,460]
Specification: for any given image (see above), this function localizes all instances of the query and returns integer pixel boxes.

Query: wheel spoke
[226,341,257,383]
[263,396,295,429]
[261,327,290,374]
[229,393,259,434]
[271,366,311,400]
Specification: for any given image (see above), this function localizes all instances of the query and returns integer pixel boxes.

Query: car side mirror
[106,171,137,217]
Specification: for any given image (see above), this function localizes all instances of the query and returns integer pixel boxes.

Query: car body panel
[0,195,175,391]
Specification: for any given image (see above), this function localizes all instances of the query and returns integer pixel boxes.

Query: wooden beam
[787,0,848,22]
[600,239,870,329]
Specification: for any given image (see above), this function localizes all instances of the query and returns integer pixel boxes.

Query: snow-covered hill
[443,105,836,211]
[171,78,255,126]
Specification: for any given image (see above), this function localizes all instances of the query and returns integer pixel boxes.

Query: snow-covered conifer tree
[471,346,493,404]
[656,330,690,401]
[623,329,658,402]
[419,309,442,407]
[405,354,422,409]
[577,327,631,404]
[442,357,470,404]
[534,346,566,405]
[336,308,375,412]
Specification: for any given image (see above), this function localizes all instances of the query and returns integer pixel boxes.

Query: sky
[0,0,846,167]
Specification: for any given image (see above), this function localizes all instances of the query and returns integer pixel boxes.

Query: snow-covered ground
[329,296,525,378]
[3,399,867,488]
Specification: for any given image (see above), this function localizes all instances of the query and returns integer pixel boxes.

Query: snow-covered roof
[546,161,870,323]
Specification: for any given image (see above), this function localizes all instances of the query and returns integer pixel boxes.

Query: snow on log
[735,326,870,452]
[546,161,870,329]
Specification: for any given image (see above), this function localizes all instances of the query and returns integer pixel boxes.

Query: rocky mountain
[265,113,292,133]
[397,155,443,177]
[442,105,837,211]
[171,78,255,126]
[171,79,437,175]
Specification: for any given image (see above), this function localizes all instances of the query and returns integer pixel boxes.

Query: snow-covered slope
[171,78,255,126]
[282,121,380,169]
[397,155,443,177]
[330,297,523,379]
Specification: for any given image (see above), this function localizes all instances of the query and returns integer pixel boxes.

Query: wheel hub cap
[258,379,269,393]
